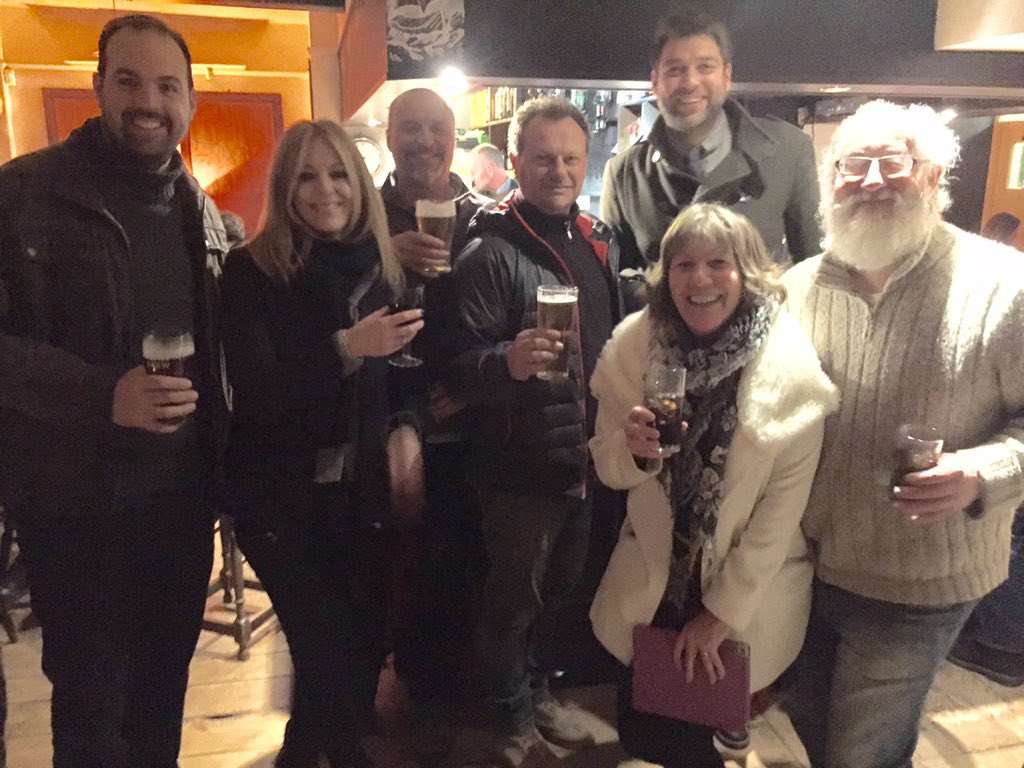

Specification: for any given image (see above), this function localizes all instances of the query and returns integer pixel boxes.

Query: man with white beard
[782,100,1024,768]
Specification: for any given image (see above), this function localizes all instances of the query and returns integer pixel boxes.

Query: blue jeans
[958,509,1024,655]
[473,487,591,732]
[784,580,977,768]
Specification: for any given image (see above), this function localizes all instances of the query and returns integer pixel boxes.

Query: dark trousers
[0,652,6,768]
[958,508,1024,655]
[473,487,590,731]
[393,440,485,702]
[17,488,214,768]
[233,481,393,756]
[618,667,724,768]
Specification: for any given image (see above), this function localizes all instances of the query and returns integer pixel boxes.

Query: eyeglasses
[835,154,917,181]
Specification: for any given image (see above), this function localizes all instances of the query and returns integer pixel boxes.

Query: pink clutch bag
[631,624,751,731]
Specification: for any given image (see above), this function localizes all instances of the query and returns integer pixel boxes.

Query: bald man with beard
[380,88,491,718]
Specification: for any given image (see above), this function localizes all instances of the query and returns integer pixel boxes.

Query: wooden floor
[5,587,1024,767]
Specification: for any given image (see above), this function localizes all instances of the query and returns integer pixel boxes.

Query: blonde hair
[648,203,784,328]
[248,119,400,289]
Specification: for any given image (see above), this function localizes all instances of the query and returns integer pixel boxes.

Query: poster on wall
[387,0,465,79]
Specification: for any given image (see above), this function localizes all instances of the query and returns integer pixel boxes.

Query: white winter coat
[589,307,839,691]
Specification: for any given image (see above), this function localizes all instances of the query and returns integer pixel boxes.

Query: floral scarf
[651,296,777,616]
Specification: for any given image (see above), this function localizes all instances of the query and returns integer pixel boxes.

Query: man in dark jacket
[380,88,492,717]
[602,11,822,273]
[449,97,620,767]
[0,15,228,767]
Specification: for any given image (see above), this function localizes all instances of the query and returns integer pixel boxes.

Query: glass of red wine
[388,284,425,368]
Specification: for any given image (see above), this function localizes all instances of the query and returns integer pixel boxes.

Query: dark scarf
[69,118,185,204]
[652,296,777,615]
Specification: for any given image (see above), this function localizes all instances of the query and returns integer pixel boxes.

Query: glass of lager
[644,362,687,456]
[143,327,194,378]
[536,284,577,381]
[416,199,457,273]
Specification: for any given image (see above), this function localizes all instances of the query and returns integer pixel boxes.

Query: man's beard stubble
[825,189,941,272]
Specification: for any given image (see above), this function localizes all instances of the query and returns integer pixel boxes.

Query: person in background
[448,96,618,768]
[380,87,491,723]
[782,99,1024,768]
[589,203,837,768]
[470,143,518,200]
[948,508,1024,687]
[602,10,821,275]
[981,211,1020,246]
[222,120,422,768]
[0,14,229,766]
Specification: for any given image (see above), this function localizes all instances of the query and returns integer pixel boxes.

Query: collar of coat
[593,307,839,449]
[648,98,778,167]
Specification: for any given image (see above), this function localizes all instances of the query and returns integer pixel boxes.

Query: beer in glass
[416,199,457,273]
[536,284,577,381]
[143,329,194,378]
[892,423,943,488]
[644,362,687,456]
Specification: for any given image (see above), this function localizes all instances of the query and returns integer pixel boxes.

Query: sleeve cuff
[332,329,364,377]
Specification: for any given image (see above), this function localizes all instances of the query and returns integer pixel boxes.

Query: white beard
[825,189,940,272]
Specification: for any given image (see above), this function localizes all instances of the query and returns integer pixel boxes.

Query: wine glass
[388,285,425,368]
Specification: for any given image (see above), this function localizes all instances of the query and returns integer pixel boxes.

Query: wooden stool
[203,514,276,660]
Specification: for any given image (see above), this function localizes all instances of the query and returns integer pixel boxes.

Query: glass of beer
[388,284,425,369]
[892,423,943,488]
[416,199,457,273]
[143,328,194,378]
[644,362,687,456]
[536,284,578,381]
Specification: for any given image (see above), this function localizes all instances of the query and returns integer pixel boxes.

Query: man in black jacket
[380,88,492,717]
[0,15,228,767]
[602,11,822,273]
[449,97,620,767]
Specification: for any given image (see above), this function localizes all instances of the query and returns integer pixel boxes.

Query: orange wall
[0,5,312,161]
[982,118,1024,250]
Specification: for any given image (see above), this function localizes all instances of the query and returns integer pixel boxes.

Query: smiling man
[0,15,229,767]
[602,11,822,275]
[782,100,1024,768]
[447,97,620,767]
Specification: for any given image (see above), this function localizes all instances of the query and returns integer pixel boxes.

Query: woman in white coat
[589,203,838,768]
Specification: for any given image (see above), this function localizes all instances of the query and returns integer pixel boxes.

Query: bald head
[387,88,456,199]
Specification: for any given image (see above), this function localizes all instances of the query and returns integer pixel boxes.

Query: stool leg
[222,517,252,661]
[217,518,234,604]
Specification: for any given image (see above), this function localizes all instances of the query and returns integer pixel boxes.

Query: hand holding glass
[891,423,943,489]
[388,285,425,368]
[536,285,577,381]
[416,199,456,274]
[644,362,687,456]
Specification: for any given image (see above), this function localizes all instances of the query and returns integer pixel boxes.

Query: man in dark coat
[380,88,492,717]
[448,97,620,768]
[0,15,228,767]
[602,11,822,274]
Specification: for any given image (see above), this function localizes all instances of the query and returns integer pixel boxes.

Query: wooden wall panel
[340,0,387,121]
[982,119,1024,250]
[40,89,283,236]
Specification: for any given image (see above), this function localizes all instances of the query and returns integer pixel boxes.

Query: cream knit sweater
[784,223,1024,605]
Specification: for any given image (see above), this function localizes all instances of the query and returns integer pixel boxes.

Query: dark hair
[508,97,589,157]
[97,14,194,90]
[982,212,1021,245]
[651,10,732,67]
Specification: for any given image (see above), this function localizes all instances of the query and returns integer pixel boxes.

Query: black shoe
[273,743,322,768]
[948,637,1024,687]
[714,727,751,752]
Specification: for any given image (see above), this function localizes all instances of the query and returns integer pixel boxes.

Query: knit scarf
[652,296,777,615]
